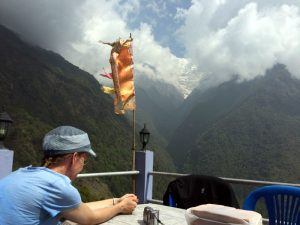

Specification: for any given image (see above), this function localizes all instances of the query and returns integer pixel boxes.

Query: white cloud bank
[1,0,300,93]
[179,0,300,86]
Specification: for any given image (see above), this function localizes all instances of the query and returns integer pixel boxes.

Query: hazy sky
[1,0,300,93]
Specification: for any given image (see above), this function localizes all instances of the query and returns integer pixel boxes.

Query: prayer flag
[100,72,113,79]
[100,36,136,114]
[101,86,115,94]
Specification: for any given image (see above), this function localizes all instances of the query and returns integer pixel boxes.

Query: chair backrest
[243,185,300,225]
[162,174,240,209]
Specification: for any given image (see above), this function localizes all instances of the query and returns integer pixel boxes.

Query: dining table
[63,203,188,225]
[103,203,187,225]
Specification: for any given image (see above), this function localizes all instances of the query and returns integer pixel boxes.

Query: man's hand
[116,194,138,214]
[118,193,138,204]
[117,197,138,214]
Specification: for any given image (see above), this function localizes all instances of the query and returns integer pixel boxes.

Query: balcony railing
[78,170,139,178]
[78,151,300,203]
[78,170,300,204]
[77,150,300,224]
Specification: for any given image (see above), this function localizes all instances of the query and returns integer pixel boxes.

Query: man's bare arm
[61,194,138,225]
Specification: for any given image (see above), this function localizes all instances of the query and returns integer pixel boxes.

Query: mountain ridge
[168,64,300,182]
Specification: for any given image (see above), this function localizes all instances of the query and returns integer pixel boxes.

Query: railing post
[135,150,153,203]
[0,148,14,179]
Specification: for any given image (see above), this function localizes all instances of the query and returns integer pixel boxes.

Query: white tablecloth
[63,203,187,225]
[102,203,187,225]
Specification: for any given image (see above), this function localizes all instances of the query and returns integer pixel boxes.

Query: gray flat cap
[42,126,96,157]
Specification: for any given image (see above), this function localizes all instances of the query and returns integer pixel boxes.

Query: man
[0,125,138,225]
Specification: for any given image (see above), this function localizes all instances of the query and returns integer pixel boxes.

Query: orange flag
[101,37,136,114]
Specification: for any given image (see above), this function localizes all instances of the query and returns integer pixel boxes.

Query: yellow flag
[101,86,115,94]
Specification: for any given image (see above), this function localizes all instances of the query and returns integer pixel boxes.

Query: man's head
[42,126,96,157]
[42,126,96,180]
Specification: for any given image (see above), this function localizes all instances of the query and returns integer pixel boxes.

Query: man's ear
[70,152,78,165]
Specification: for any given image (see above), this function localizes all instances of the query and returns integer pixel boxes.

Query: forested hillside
[0,24,175,201]
[134,75,184,144]
[168,64,300,183]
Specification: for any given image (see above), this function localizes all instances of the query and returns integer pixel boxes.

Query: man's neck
[48,165,74,180]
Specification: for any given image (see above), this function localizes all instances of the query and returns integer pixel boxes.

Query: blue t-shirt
[0,166,81,225]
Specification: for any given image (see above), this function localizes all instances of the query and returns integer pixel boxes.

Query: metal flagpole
[132,109,136,194]
[129,33,136,194]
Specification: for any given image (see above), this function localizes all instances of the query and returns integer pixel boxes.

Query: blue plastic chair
[243,185,300,225]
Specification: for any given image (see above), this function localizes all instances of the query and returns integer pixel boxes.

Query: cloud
[69,1,187,88]
[0,0,84,51]
[1,0,300,94]
[174,7,188,21]
[133,23,188,86]
[0,0,187,90]
[145,0,168,17]
[178,0,300,86]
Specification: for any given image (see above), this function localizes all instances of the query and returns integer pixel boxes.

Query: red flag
[100,72,113,79]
